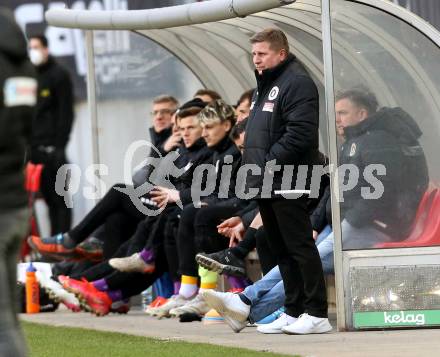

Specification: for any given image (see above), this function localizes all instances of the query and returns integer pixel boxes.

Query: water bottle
[141,286,153,311]
[25,263,40,314]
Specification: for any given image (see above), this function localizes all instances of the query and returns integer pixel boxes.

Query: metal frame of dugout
[46,0,440,331]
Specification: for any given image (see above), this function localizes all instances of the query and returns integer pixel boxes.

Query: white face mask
[29,48,45,66]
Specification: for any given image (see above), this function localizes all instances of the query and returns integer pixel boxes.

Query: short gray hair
[152,95,179,109]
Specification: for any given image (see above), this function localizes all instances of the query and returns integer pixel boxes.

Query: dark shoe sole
[28,237,77,259]
[75,247,103,262]
[196,254,246,277]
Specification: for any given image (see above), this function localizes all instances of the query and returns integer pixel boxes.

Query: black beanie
[178,98,207,111]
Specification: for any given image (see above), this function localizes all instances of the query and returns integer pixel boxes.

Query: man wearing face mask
[28,35,74,234]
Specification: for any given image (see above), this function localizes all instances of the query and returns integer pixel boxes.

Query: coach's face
[252,41,287,74]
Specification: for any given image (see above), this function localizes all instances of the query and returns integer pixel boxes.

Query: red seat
[376,188,440,248]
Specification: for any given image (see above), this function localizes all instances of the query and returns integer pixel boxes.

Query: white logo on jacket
[263,102,274,112]
[3,77,37,107]
[349,143,357,157]
[268,86,279,100]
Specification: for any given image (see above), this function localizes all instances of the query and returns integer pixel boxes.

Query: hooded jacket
[242,54,320,198]
[0,9,37,212]
[340,107,429,238]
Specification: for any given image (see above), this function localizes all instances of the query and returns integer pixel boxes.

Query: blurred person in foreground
[0,8,37,357]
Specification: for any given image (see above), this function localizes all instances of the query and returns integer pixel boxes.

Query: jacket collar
[37,55,55,73]
[210,134,233,154]
[254,53,296,90]
[149,126,172,146]
[187,137,206,152]
[343,117,375,140]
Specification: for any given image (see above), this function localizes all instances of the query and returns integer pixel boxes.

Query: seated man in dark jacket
[334,86,428,249]
[29,95,178,259]
[144,100,243,318]
[55,99,213,316]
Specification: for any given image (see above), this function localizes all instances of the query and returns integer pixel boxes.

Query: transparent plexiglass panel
[92,30,202,187]
[330,0,440,250]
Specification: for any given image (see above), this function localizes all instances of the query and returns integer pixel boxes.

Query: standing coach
[242,28,331,335]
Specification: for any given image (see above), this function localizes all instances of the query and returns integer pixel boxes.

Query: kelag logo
[383,311,425,326]
[354,309,440,329]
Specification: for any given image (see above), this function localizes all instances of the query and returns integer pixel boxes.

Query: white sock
[179,276,198,298]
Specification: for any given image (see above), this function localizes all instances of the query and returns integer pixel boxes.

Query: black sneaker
[196,249,246,277]
[75,237,104,262]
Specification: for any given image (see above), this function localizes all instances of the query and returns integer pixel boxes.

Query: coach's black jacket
[242,54,320,198]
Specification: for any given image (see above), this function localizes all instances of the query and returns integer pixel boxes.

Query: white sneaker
[152,295,193,318]
[169,294,210,317]
[109,253,155,273]
[282,313,332,335]
[37,272,81,312]
[201,290,250,322]
[257,313,297,334]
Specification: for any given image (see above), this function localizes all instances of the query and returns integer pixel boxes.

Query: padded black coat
[242,54,320,198]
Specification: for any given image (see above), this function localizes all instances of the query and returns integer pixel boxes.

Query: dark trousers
[73,214,155,281]
[255,228,277,275]
[113,249,169,299]
[101,212,138,259]
[72,239,170,300]
[72,210,177,291]
[177,204,200,277]
[232,227,257,259]
[73,245,170,300]
[52,260,97,279]
[52,216,135,280]
[258,198,328,318]
[194,203,239,253]
[232,227,277,275]
[39,155,72,235]
[161,207,181,281]
[69,183,145,244]
[178,200,242,277]
[144,206,178,256]
[104,209,180,290]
